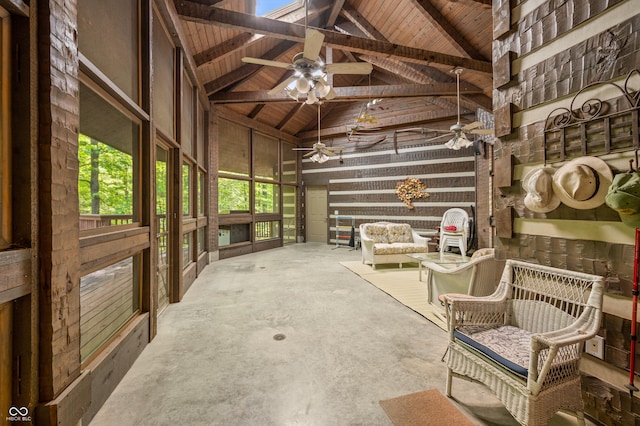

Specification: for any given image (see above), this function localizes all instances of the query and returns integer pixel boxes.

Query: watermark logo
[6,406,31,422]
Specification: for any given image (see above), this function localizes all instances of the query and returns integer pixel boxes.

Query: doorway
[156,144,171,313]
[305,185,328,243]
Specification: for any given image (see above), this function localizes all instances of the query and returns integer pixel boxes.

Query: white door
[306,186,328,243]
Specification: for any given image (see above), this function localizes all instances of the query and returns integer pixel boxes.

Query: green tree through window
[78,133,134,215]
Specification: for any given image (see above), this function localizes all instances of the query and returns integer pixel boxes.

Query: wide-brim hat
[522,166,561,213]
[552,156,612,209]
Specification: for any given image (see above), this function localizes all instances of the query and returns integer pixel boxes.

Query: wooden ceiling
[173,0,494,143]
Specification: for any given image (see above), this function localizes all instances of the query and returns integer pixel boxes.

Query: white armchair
[425,248,497,321]
[439,208,469,255]
[445,260,604,426]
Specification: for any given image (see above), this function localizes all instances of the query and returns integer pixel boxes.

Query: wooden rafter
[194,33,259,67]
[411,0,486,61]
[174,1,492,74]
[210,83,482,103]
[204,40,296,94]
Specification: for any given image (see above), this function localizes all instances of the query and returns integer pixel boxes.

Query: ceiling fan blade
[268,76,297,95]
[470,128,495,135]
[325,62,373,75]
[242,57,292,69]
[424,133,453,143]
[303,28,325,61]
[396,127,451,134]
[320,149,337,157]
[302,151,316,157]
[462,121,483,131]
[292,147,314,151]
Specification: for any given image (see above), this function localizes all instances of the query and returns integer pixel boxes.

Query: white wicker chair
[439,208,469,255]
[426,248,497,321]
[444,260,604,426]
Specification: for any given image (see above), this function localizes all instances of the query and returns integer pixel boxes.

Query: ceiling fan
[293,104,344,163]
[242,28,373,104]
[397,68,494,150]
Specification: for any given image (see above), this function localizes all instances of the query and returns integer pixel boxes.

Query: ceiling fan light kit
[242,25,372,104]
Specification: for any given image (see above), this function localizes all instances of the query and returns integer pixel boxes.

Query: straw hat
[521,166,561,213]
[552,156,612,209]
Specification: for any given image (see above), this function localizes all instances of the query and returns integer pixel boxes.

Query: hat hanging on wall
[522,166,561,213]
[605,170,640,228]
[552,156,613,209]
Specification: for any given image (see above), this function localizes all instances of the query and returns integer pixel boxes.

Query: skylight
[255,0,300,17]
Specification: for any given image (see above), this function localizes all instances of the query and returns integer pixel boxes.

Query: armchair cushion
[361,223,389,244]
[454,325,532,378]
[386,223,413,243]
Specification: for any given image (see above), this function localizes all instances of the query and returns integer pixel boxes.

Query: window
[255,221,279,241]
[255,182,279,214]
[80,256,140,362]
[182,161,191,216]
[198,227,205,254]
[198,170,205,216]
[152,8,175,137]
[255,0,300,17]
[254,132,279,180]
[183,233,192,268]
[78,83,138,230]
[282,143,297,183]
[181,71,194,157]
[218,178,250,214]
[283,186,296,244]
[78,0,139,103]
[219,120,250,177]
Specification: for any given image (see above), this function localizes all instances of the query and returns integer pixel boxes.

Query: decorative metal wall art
[544,69,640,163]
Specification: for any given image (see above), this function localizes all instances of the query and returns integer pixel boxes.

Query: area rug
[379,389,474,426]
[340,261,446,330]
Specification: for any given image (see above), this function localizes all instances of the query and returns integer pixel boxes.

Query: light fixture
[445,68,475,150]
[295,75,311,93]
[310,104,328,163]
[285,71,334,105]
[310,152,329,163]
[445,134,473,150]
[305,90,318,105]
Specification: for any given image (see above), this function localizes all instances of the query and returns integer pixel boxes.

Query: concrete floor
[89,243,595,426]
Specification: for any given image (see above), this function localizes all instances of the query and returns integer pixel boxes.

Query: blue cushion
[454,325,532,378]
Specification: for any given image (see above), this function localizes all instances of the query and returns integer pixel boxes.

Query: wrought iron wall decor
[544,69,640,163]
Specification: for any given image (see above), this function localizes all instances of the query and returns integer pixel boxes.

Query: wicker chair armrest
[527,306,602,395]
[445,295,509,339]
[411,230,430,247]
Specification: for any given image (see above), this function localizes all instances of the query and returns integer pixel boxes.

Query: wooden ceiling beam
[210,83,482,103]
[298,108,462,139]
[194,33,259,67]
[411,0,486,61]
[174,1,492,74]
[215,106,300,144]
[204,40,296,95]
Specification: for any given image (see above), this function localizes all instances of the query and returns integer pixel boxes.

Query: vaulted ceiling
[173,0,494,144]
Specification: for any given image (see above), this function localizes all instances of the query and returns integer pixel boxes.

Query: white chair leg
[446,367,453,397]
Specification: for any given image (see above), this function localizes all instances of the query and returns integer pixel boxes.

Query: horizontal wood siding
[303,134,477,245]
[493,0,640,422]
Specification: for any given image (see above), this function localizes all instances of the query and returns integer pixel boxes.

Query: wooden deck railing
[79,214,134,230]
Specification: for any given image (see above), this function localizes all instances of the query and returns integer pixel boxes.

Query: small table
[407,252,471,281]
